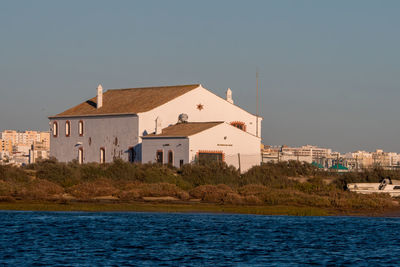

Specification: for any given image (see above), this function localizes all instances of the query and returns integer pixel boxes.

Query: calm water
[0,211,399,266]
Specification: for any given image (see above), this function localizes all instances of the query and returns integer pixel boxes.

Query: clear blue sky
[1,0,399,153]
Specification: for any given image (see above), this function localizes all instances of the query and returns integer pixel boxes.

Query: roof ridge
[144,121,224,137]
[175,121,224,124]
[51,84,201,117]
[108,84,200,91]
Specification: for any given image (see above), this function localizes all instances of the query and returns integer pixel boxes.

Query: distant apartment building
[0,138,13,153]
[0,130,50,165]
[262,144,400,170]
[341,149,400,170]
[343,151,373,169]
[262,144,334,165]
[1,130,18,146]
[281,145,332,161]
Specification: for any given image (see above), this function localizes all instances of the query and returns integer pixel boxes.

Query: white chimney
[155,117,162,134]
[97,84,103,109]
[226,88,234,104]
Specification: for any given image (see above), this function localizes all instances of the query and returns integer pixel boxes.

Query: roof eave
[142,135,189,138]
[48,112,138,119]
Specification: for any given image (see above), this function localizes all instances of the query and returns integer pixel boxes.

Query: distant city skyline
[1,1,400,153]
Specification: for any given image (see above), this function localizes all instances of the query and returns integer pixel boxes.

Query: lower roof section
[143,122,224,138]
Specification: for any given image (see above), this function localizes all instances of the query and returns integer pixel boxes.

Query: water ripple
[0,211,400,266]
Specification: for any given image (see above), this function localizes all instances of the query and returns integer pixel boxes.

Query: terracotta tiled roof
[51,84,200,117]
[144,122,224,137]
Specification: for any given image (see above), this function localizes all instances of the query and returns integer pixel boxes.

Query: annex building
[49,84,262,171]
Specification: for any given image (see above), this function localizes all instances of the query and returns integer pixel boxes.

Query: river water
[0,211,399,266]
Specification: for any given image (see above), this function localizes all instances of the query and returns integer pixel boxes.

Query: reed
[0,159,396,214]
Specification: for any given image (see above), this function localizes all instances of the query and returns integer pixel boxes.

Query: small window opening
[52,122,58,137]
[78,121,84,136]
[65,121,71,137]
[78,148,84,164]
[100,148,105,164]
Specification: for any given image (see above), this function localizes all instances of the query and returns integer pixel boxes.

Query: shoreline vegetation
[1,201,400,217]
[1,159,400,216]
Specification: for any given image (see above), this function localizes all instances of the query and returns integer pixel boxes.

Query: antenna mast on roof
[256,68,259,137]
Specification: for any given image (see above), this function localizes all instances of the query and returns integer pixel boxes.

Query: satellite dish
[178,113,189,123]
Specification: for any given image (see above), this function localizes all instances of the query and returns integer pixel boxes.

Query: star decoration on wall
[197,104,204,111]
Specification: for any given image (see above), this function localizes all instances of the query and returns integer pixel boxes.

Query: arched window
[52,121,58,137]
[168,150,173,165]
[230,121,246,131]
[65,121,71,137]
[78,120,84,136]
[100,148,105,164]
[78,147,83,164]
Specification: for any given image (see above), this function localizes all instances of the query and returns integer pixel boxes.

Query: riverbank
[0,200,397,217]
[1,160,400,216]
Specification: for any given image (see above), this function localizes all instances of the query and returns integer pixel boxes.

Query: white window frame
[78,148,83,164]
[100,147,105,164]
[65,121,71,137]
[52,121,58,137]
[78,120,84,136]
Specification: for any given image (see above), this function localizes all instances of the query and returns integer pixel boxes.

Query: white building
[142,121,261,172]
[281,145,332,161]
[49,84,262,170]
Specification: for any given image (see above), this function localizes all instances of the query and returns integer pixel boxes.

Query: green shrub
[2,159,396,211]
[241,163,295,188]
[0,165,30,183]
[180,161,240,188]
[34,159,80,187]
[238,184,268,196]
[80,163,107,181]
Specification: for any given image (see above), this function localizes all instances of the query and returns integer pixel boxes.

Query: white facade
[281,145,332,160]
[189,123,261,172]
[138,85,261,140]
[50,83,262,169]
[142,122,261,172]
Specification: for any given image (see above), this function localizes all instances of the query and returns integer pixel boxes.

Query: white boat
[347,178,400,197]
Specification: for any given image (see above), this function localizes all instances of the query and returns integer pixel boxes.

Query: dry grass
[189,184,244,204]
[117,182,189,201]
[23,179,65,200]
[0,180,14,196]
[238,184,268,196]
[0,161,396,213]
[67,178,118,200]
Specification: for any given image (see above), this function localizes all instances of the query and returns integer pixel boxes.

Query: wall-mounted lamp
[75,142,83,147]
